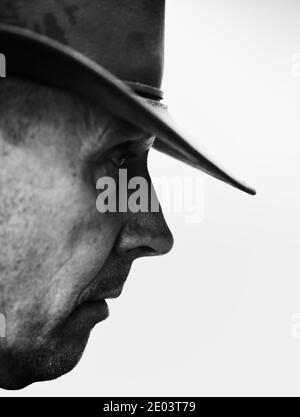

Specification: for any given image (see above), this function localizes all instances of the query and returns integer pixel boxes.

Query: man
[0,0,255,390]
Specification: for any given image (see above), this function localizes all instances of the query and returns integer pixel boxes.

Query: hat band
[125,81,164,101]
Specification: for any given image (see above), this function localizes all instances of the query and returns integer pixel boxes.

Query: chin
[0,326,92,390]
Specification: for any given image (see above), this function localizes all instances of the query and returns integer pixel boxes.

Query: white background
[4,0,300,396]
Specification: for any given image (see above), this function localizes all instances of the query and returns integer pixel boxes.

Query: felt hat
[0,0,256,195]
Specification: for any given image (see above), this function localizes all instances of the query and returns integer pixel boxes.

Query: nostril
[135,246,158,257]
[114,217,174,257]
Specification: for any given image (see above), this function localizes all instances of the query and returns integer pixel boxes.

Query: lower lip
[71,299,109,324]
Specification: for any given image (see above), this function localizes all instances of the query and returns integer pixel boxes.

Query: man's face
[0,94,173,389]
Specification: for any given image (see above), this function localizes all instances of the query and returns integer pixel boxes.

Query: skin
[0,79,173,390]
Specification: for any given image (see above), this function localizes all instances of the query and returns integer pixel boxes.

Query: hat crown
[0,0,165,88]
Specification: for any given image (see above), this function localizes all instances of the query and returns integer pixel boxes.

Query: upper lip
[78,285,124,306]
[91,286,123,301]
[75,275,128,308]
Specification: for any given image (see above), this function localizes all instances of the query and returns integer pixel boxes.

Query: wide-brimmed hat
[0,0,255,195]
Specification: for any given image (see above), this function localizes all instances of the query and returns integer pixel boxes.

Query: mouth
[87,286,124,301]
[71,285,124,325]
[72,298,110,324]
[70,258,132,326]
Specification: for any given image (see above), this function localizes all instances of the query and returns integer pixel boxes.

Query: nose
[115,209,174,258]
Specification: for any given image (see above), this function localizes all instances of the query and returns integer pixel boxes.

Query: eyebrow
[80,116,155,162]
[79,95,166,161]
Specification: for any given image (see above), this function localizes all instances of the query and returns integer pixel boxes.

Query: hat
[0,0,256,195]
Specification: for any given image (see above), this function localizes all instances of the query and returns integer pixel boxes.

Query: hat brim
[0,24,256,195]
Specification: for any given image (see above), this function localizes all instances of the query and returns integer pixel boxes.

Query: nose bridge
[116,208,174,257]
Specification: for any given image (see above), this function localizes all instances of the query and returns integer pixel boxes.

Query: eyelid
[89,138,154,168]
[109,155,127,168]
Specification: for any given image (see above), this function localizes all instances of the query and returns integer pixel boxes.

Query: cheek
[0,151,123,343]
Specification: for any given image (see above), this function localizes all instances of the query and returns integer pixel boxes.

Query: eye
[109,155,127,168]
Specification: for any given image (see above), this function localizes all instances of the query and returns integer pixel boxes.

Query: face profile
[0,0,255,391]
[0,78,174,389]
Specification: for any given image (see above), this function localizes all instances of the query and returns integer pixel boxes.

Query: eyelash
[91,154,128,184]
[109,155,127,168]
